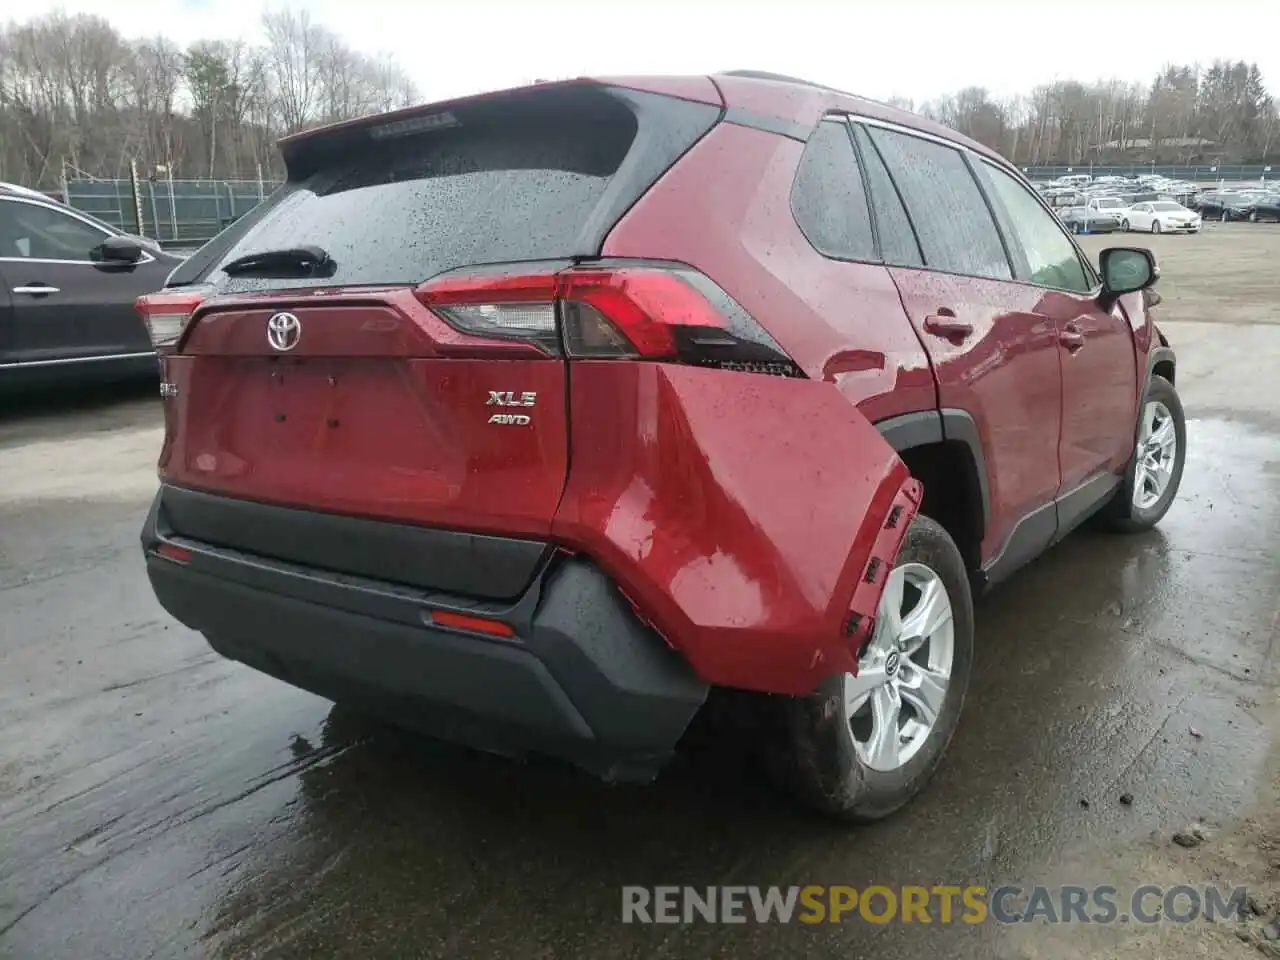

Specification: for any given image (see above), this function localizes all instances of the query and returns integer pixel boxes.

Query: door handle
[1059,323,1085,353]
[13,284,60,296]
[923,314,974,340]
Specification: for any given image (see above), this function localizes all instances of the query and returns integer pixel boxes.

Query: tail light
[135,288,209,351]
[415,262,803,377]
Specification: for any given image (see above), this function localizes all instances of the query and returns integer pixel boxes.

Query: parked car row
[1035,173,1203,206]
[1034,173,1280,232]
[0,181,180,391]
[1189,189,1280,222]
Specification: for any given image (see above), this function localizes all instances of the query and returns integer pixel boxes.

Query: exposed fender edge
[874,409,991,534]
[843,476,923,655]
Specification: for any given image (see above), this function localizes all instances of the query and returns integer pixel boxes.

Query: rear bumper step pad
[158,483,550,601]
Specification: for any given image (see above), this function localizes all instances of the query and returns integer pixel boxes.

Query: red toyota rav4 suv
[138,72,1185,820]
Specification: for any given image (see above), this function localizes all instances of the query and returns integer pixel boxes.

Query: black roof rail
[719,70,830,88]
[717,70,907,114]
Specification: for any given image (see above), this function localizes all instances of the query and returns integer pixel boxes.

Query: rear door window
[790,118,876,261]
[851,125,923,267]
[864,126,1012,281]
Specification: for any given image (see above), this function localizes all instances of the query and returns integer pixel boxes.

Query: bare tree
[0,7,420,185]
[2,7,1276,189]
[261,7,322,134]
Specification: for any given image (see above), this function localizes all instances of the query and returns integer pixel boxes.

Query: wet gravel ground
[1,224,1278,959]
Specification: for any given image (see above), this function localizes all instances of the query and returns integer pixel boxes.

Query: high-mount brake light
[414,265,803,376]
[135,289,208,350]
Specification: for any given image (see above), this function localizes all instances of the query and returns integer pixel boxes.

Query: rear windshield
[172,86,717,292]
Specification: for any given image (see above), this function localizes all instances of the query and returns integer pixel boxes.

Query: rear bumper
[141,492,709,782]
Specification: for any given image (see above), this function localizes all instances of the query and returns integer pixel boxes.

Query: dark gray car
[0,187,182,390]
[1056,204,1123,234]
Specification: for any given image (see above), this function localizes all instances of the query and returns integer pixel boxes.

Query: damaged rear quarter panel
[552,362,920,695]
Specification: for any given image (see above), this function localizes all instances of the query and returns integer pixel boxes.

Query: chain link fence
[63,177,279,250]
[1021,163,1275,181]
[60,163,1275,251]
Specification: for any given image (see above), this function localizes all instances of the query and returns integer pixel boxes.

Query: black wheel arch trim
[1147,344,1176,384]
[874,409,991,534]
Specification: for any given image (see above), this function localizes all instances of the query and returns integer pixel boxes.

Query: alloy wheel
[842,563,955,772]
[1134,399,1177,511]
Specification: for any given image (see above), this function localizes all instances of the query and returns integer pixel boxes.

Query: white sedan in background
[1122,201,1202,234]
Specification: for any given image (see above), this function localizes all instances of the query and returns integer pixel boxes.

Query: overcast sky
[24,0,1280,105]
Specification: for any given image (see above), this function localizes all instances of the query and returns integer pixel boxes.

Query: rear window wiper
[221,245,335,278]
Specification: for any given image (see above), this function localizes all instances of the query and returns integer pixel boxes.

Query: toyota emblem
[266,312,301,352]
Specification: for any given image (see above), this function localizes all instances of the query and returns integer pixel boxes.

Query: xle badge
[487,390,536,426]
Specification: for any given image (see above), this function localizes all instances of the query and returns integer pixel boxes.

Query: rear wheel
[1102,375,1185,533]
[1249,210,1259,223]
[1121,219,1131,231]
[767,516,974,821]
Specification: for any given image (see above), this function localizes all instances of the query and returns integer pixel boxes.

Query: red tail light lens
[135,289,208,351]
[414,262,803,377]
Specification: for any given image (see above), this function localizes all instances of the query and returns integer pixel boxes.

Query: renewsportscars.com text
[621,884,1250,925]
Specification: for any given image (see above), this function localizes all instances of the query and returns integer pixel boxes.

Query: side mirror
[1099,247,1158,296]
[92,235,144,265]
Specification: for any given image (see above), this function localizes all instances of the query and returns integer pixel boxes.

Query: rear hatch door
[152,82,721,598]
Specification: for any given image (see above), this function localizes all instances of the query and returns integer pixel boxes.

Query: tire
[1121,219,1131,232]
[1249,210,1258,223]
[1101,375,1186,533]
[1151,220,1162,234]
[766,516,974,822]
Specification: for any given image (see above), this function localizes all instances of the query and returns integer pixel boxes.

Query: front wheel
[1151,220,1162,234]
[766,516,974,821]
[1101,375,1186,533]
[1121,219,1131,231]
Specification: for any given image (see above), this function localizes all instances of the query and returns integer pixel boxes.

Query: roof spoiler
[278,79,600,180]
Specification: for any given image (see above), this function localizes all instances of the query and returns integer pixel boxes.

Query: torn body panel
[551,362,920,695]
